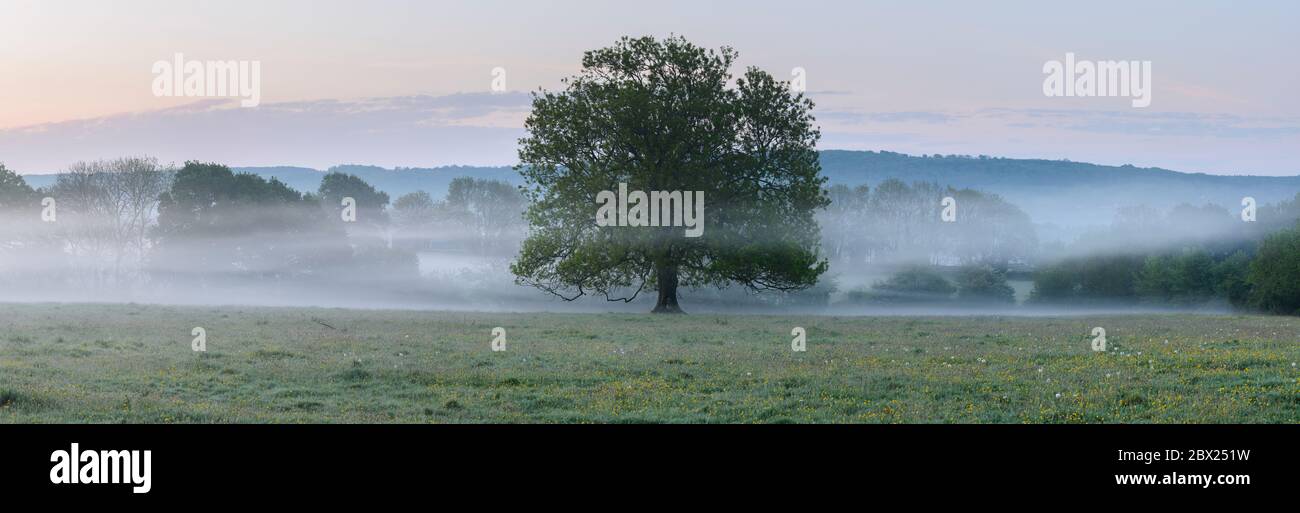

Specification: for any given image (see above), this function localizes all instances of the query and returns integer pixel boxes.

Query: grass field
[0,303,1296,423]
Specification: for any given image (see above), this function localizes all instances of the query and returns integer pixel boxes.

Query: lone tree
[511,36,829,313]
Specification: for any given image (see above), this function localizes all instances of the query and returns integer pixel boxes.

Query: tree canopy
[153,161,351,284]
[511,35,829,313]
[0,163,37,212]
[318,171,391,228]
[1248,223,1300,315]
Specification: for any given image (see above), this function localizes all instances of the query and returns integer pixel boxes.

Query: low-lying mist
[2,158,1298,316]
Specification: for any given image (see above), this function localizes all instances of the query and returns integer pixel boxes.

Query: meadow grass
[0,303,1296,423]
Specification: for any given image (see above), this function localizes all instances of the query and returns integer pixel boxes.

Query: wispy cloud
[819,110,959,124]
[977,108,1300,138]
[0,93,532,173]
[4,95,1297,177]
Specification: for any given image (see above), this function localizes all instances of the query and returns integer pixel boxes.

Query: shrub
[868,265,955,303]
[1134,250,1216,305]
[954,264,1015,303]
[1247,224,1300,315]
[1031,254,1144,304]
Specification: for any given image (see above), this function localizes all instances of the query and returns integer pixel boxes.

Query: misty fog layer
[2,156,1298,315]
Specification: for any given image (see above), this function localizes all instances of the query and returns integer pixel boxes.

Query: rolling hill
[20,150,1300,230]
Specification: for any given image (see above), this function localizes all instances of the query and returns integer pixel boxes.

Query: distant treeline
[3,157,1299,314]
[818,180,1037,268]
[846,196,1300,314]
[0,159,528,305]
[18,149,1298,232]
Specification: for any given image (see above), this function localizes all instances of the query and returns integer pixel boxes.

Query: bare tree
[49,157,173,286]
[114,157,173,265]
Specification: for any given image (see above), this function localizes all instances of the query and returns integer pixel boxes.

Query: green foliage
[954,264,1015,303]
[868,265,955,303]
[1030,254,1145,303]
[1213,251,1253,307]
[0,162,45,269]
[1029,263,1077,301]
[0,162,37,211]
[511,35,829,312]
[1129,248,1254,308]
[1134,250,1217,305]
[392,191,436,227]
[1247,223,1300,315]
[1036,245,1266,311]
[153,162,351,282]
[318,171,390,226]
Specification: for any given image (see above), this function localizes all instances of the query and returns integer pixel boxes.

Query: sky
[1,0,1297,175]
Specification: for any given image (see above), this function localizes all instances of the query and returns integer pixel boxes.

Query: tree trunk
[652,261,684,314]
